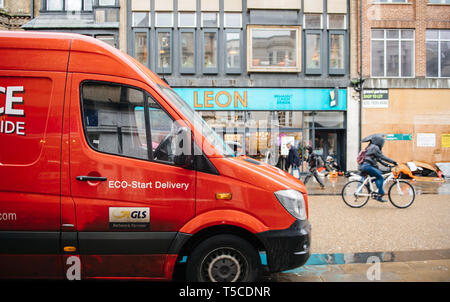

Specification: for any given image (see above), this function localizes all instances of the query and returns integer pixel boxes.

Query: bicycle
[341,165,416,208]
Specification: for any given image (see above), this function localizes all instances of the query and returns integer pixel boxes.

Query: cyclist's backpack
[356,147,368,165]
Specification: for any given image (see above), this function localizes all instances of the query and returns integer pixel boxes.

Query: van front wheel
[186,234,260,282]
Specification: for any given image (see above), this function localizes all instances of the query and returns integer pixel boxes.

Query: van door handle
[76,176,107,181]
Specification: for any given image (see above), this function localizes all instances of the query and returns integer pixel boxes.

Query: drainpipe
[358,0,363,152]
[30,0,34,19]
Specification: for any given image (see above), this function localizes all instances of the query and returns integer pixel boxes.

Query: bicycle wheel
[388,180,415,208]
[341,180,370,208]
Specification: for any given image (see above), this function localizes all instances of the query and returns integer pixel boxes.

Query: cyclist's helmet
[370,134,385,150]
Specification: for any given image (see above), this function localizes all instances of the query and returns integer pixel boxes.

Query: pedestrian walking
[286,142,301,179]
[303,146,325,189]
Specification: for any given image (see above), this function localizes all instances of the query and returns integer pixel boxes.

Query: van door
[68,75,195,278]
[0,73,64,278]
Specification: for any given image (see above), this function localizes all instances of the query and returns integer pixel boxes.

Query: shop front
[174,87,347,173]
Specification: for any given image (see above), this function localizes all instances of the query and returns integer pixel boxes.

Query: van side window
[148,95,180,163]
[81,82,149,160]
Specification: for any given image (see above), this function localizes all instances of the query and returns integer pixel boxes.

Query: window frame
[79,80,151,161]
[98,0,116,6]
[327,14,347,30]
[370,28,415,78]
[155,12,174,28]
[95,34,117,48]
[46,0,64,11]
[155,29,173,74]
[428,0,450,4]
[79,80,185,166]
[202,28,219,74]
[247,25,302,73]
[303,14,323,30]
[132,29,149,67]
[201,12,220,28]
[224,29,243,74]
[46,0,96,11]
[373,0,409,3]
[426,29,450,78]
[328,30,347,75]
[132,12,150,28]
[178,12,197,28]
[304,29,323,75]
[224,13,242,28]
[179,29,196,74]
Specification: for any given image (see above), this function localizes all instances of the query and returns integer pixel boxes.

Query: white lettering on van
[108,180,190,191]
[0,212,17,221]
[0,86,26,136]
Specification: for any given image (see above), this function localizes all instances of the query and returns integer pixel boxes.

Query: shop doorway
[314,129,346,172]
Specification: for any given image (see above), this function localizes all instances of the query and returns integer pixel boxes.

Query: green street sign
[386,134,412,141]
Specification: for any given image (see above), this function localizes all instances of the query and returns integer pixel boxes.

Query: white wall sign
[281,136,295,156]
[362,89,389,108]
[417,133,436,147]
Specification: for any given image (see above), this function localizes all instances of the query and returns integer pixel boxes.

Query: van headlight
[274,189,307,220]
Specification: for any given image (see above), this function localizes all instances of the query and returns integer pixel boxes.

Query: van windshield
[157,85,235,157]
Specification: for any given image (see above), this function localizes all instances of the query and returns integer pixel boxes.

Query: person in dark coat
[360,134,397,202]
[303,146,325,189]
[286,142,301,179]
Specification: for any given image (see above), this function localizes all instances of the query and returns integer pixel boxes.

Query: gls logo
[111,209,148,220]
[109,207,150,229]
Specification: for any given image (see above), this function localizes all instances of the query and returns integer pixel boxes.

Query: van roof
[0,31,168,88]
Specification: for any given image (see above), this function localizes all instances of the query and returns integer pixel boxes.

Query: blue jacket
[287,146,301,168]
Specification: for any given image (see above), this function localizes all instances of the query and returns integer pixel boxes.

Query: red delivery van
[0,31,310,281]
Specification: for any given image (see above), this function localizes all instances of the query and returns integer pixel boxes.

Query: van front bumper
[256,219,311,273]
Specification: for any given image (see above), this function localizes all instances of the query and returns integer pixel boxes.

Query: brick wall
[357,0,450,79]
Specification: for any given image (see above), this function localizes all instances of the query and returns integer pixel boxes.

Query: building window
[225,30,242,74]
[329,31,346,74]
[248,25,301,73]
[156,30,172,73]
[180,30,196,73]
[429,0,450,3]
[96,35,115,47]
[0,0,4,8]
[134,31,148,66]
[155,12,173,27]
[328,14,346,30]
[371,29,414,78]
[224,13,242,28]
[95,8,118,22]
[201,13,219,27]
[426,29,450,77]
[178,13,196,27]
[305,31,322,74]
[374,0,408,3]
[47,0,64,10]
[66,0,82,11]
[84,0,93,10]
[304,14,322,29]
[203,30,218,73]
[132,12,150,27]
[99,0,115,6]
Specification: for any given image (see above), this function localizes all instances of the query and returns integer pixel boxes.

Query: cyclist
[360,134,397,202]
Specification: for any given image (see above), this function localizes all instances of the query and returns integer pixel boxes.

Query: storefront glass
[197,110,346,172]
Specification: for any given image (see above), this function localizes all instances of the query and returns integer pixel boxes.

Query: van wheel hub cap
[201,248,246,282]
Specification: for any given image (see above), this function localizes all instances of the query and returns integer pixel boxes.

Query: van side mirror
[173,127,192,168]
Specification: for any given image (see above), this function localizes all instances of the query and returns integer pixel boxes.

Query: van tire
[186,234,260,282]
